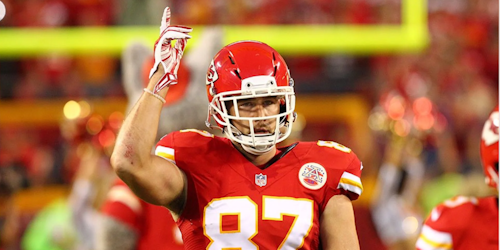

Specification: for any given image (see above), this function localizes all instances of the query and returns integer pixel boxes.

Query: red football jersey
[416,196,499,250]
[155,129,363,250]
[101,179,184,250]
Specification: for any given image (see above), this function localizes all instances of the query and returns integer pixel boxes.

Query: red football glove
[149,7,192,94]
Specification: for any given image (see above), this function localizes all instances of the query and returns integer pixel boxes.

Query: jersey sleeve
[101,179,144,232]
[415,196,476,250]
[336,154,363,200]
[320,144,363,211]
[154,129,216,172]
[155,132,177,164]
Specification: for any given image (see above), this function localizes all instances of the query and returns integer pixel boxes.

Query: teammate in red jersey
[111,6,364,249]
[416,106,499,250]
[98,178,183,250]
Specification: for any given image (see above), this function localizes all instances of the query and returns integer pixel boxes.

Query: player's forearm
[112,97,161,170]
[111,71,169,183]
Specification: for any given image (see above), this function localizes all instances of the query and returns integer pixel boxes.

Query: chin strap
[224,126,276,155]
[241,143,274,156]
[233,124,279,155]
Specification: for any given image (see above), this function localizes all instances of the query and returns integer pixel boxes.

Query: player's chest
[195,158,332,201]
[184,153,332,249]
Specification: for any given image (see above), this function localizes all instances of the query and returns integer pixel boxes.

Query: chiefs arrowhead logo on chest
[298,163,327,190]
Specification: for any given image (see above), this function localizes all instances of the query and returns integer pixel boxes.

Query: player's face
[229,96,281,135]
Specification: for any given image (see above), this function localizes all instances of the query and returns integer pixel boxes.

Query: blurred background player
[96,27,223,250]
[415,105,499,250]
[0,167,21,250]
[368,91,427,250]
[371,136,425,250]
[21,104,119,250]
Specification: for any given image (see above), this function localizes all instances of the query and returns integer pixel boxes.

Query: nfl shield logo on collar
[255,173,267,187]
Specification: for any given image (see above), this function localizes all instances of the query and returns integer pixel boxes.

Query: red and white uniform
[101,179,184,250]
[416,196,498,250]
[155,130,363,249]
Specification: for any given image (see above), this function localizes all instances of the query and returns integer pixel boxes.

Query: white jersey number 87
[204,196,314,249]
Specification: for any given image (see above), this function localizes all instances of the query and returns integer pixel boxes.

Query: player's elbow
[110,149,135,179]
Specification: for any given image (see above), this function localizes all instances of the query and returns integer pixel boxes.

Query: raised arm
[110,7,191,212]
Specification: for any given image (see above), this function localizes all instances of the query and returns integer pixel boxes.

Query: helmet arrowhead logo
[482,111,499,146]
[206,60,219,85]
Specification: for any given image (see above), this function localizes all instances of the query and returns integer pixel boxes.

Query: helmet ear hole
[209,86,217,96]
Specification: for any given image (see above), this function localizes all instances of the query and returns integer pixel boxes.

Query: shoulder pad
[427,196,477,224]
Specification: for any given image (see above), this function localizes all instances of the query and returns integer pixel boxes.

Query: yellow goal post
[0,0,428,57]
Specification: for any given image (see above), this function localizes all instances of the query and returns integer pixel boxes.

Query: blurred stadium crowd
[0,0,498,250]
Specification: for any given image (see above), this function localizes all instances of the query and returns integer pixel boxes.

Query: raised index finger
[159,7,171,34]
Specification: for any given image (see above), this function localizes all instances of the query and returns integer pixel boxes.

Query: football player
[111,6,364,249]
[97,26,223,250]
[415,106,499,250]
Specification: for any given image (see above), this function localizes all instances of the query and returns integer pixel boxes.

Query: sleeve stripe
[107,186,142,213]
[338,183,363,195]
[337,171,363,194]
[415,225,452,250]
[155,146,175,163]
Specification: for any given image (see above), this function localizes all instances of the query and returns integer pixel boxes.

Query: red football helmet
[205,41,296,154]
[480,105,499,189]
